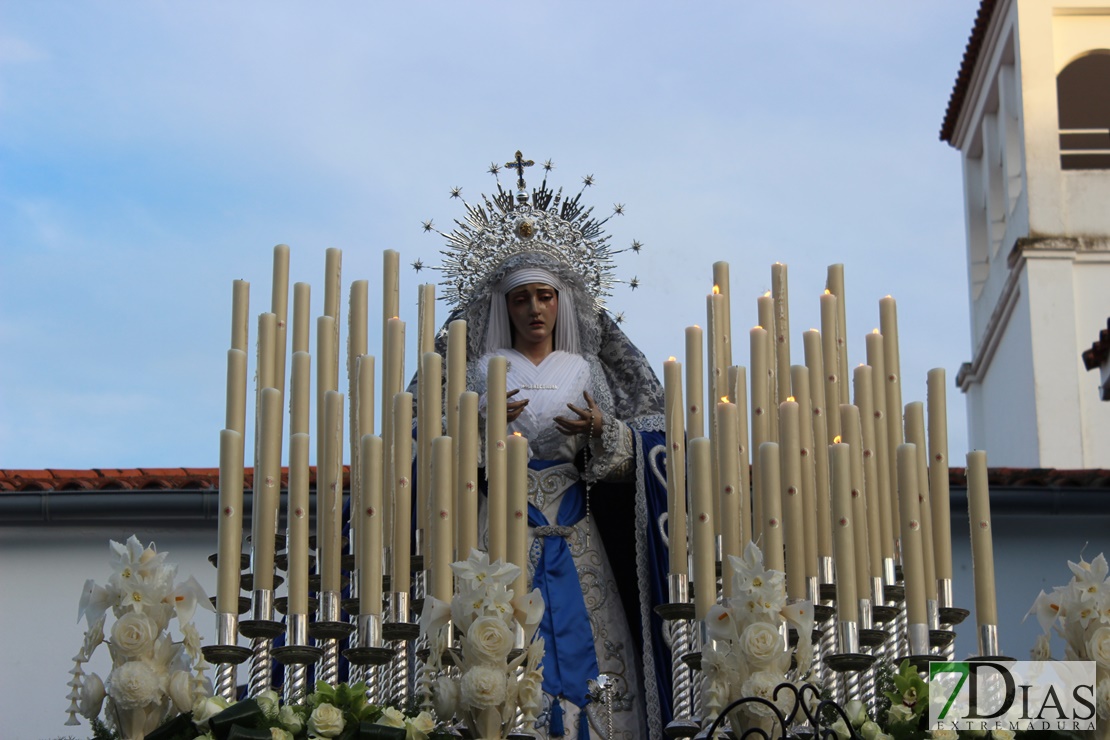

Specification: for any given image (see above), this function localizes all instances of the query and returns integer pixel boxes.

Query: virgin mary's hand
[506,388,529,424]
[555,391,603,439]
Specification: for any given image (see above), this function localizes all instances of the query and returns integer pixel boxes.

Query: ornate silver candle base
[824,621,876,705]
[240,589,283,697]
[202,612,252,702]
[272,613,322,705]
[977,623,1004,659]
[310,590,355,687]
[655,574,699,739]
[384,591,418,705]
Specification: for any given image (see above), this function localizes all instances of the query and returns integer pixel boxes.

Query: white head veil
[483,265,581,355]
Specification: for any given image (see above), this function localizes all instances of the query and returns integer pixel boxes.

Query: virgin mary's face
[506,282,558,351]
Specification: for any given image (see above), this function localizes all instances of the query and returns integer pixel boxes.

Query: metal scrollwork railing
[703,682,866,740]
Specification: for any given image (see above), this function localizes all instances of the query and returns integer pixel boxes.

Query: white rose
[309,702,346,737]
[990,729,1015,740]
[431,675,459,721]
[860,720,881,740]
[887,703,915,725]
[192,695,230,729]
[377,706,406,728]
[460,664,508,709]
[1088,626,1110,669]
[108,660,164,710]
[738,671,789,718]
[738,621,785,668]
[1096,677,1110,720]
[845,699,868,727]
[930,729,959,740]
[111,612,159,659]
[79,672,106,720]
[466,616,514,664]
[829,717,851,740]
[256,688,280,719]
[270,729,294,740]
[280,704,305,733]
[406,711,435,740]
[168,670,194,713]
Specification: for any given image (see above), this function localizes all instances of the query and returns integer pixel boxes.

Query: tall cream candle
[707,291,725,531]
[431,435,455,604]
[750,326,771,546]
[778,400,805,600]
[830,443,858,623]
[381,318,405,553]
[853,365,884,582]
[419,283,436,355]
[290,352,311,436]
[866,330,896,560]
[507,433,529,599]
[758,293,779,443]
[731,366,751,547]
[819,294,841,443]
[689,438,716,620]
[904,402,937,601]
[231,279,250,352]
[685,326,705,439]
[486,355,508,563]
[790,366,819,581]
[840,404,871,601]
[927,369,953,583]
[316,315,338,495]
[418,352,443,532]
[966,450,998,627]
[712,262,733,368]
[288,432,310,617]
[663,358,688,574]
[880,298,904,539]
[771,263,791,408]
[447,320,467,443]
[353,354,375,575]
[826,264,850,406]
[392,392,414,595]
[360,434,383,616]
[292,282,310,354]
[382,250,400,333]
[349,280,369,453]
[456,392,480,560]
[358,355,375,437]
[803,329,832,562]
[216,429,244,614]
[271,245,290,399]
[897,443,928,627]
[225,349,248,438]
[717,400,742,594]
[759,442,784,573]
[320,390,345,594]
[258,312,277,390]
[251,387,283,592]
[324,248,342,320]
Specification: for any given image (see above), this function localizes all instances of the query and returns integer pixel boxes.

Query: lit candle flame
[823,289,832,295]
[872,328,880,335]
[668,356,677,362]
[513,431,522,437]
[833,435,843,444]
[763,291,771,298]
[720,396,729,403]
[786,396,796,403]
[712,285,721,295]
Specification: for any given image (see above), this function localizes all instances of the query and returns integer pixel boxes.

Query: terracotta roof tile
[0,466,353,493]
[940,0,998,144]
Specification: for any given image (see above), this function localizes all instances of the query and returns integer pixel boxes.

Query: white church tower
[943,0,1110,467]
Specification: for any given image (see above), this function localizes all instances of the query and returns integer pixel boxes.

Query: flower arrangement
[1027,552,1110,728]
[183,681,446,740]
[65,536,214,739]
[700,542,815,736]
[419,550,545,740]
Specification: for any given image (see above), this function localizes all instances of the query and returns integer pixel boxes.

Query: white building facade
[945,0,1110,467]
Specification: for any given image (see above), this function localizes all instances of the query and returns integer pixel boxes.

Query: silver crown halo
[421,150,642,320]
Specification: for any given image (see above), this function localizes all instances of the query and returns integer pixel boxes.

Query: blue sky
[0,2,976,469]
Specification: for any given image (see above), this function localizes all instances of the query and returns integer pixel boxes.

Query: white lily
[167,575,211,624]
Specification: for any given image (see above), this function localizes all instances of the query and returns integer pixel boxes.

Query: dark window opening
[1057,51,1110,170]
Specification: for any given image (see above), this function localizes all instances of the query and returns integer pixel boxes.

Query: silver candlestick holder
[272,612,323,705]
[654,573,700,739]
[309,590,356,687]
[201,611,252,702]
[239,588,284,697]
[343,612,395,704]
[384,590,419,704]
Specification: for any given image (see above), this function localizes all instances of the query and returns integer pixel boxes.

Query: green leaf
[358,721,407,740]
[209,698,264,740]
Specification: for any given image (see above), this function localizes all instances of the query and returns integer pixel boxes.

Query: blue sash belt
[527,459,598,739]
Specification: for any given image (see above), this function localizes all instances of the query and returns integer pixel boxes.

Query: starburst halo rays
[418,152,646,315]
